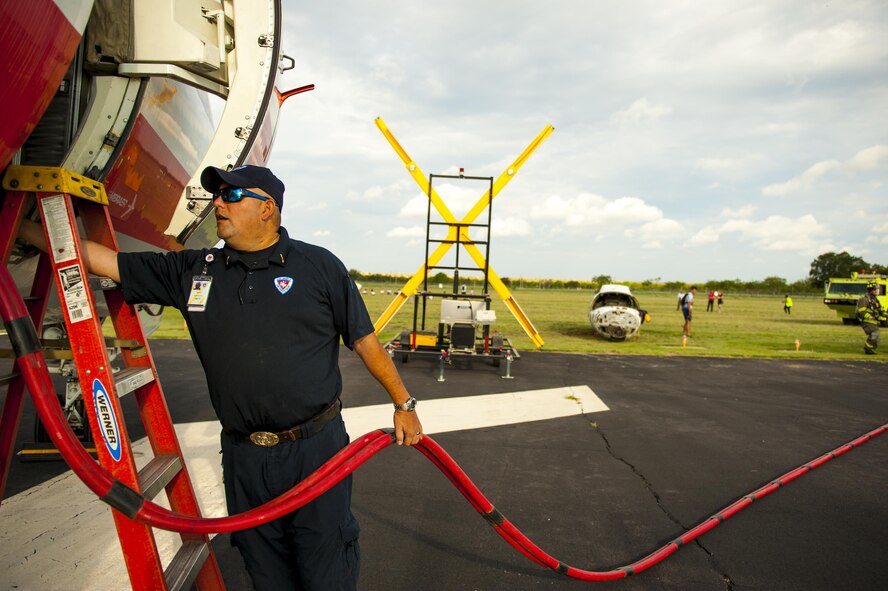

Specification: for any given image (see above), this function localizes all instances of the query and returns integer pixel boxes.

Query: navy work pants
[221,416,360,590]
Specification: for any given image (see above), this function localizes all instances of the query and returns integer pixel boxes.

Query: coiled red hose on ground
[2,266,885,581]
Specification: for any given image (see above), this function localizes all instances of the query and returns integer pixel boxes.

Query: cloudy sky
[268,1,887,283]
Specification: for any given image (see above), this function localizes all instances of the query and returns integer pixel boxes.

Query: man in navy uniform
[20,165,423,590]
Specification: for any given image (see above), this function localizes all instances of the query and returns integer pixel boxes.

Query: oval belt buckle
[250,431,280,447]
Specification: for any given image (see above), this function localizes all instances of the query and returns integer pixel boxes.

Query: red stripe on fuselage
[103,116,189,251]
[0,1,83,170]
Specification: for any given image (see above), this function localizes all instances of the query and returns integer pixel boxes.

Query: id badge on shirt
[187,275,213,312]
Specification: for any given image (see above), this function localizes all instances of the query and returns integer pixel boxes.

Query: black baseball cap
[201,165,285,210]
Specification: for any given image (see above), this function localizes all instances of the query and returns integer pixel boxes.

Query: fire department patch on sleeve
[274,276,294,294]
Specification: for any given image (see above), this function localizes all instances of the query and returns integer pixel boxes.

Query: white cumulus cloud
[530,193,663,228]
[685,226,720,246]
[625,218,685,249]
[491,217,532,237]
[610,98,673,126]
[846,145,888,172]
[719,214,833,254]
[866,218,888,245]
[763,145,888,196]
[397,183,483,218]
[386,226,425,238]
[720,205,757,218]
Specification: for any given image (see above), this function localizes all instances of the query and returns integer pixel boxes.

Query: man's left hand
[394,410,423,446]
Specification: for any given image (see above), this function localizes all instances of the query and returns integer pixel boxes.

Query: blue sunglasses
[213,186,271,203]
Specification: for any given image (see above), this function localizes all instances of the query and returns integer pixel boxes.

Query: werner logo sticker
[274,277,294,294]
[93,379,122,462]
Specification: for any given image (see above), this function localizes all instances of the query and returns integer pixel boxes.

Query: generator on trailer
[383,172,519,380]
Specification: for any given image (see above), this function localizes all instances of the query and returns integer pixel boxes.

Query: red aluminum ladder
[0,165,225,590]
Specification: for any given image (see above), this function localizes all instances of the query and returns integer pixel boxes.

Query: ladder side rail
[1,192,58,502]
[483,178,493,296]
[34,191,168,589]
[0,191,35,503]
[77,201,224,589]
[78,201,186,459]
[0,250,56,502]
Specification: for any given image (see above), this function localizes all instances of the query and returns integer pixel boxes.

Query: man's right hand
[18,219,120,282]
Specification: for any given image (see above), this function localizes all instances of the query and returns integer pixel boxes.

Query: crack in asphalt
[593,422,736,590]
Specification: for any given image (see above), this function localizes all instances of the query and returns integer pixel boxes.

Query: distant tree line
[349,252,885,296]
[807,251,886,287]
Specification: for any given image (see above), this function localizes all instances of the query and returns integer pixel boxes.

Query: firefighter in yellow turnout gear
[857,282,886,355]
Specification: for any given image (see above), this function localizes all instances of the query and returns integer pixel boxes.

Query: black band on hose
[622,566,635,576]
[483,507,505,526]
[4,316,41,358]
[555,562,569,575]
[672,537,685,547]
[102,480,145,519]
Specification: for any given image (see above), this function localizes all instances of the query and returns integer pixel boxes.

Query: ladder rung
[114,366,155,397]
[41,337,143,349]
[164,540,210,591]
[109,338,143,349]
[0,348,73,360]
[138,454,183,500]
[108,338,148,359]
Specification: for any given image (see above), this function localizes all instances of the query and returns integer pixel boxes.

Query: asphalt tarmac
[2,340,887,590]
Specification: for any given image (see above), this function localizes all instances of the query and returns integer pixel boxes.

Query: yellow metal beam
[373,118,552,348]
[2,165,109,205]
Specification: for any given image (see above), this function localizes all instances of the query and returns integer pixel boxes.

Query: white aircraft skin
[588,284,648,341]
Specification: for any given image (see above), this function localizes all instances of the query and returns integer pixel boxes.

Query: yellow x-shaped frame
[373,117,554,348]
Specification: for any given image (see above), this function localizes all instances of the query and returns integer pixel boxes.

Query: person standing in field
[707,290,715,312]
[676,289,685,311]
[784,294,793,315]
[681,286,697,337]
[717,290,724,312]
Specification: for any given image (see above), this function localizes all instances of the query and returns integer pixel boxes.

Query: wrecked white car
[588,284,650,341]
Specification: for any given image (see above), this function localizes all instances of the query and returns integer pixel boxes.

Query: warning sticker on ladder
[57,264,93,323]
[41,194,78,263]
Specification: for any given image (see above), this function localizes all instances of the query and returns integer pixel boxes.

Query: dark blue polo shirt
[118,227,374,434]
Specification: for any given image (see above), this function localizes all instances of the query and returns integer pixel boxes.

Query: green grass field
[151,284,884,362]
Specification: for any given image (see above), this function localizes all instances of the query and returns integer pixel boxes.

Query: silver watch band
[393,396,417,412]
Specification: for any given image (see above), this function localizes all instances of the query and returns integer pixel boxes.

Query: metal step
[137,454,182,500]
[164,540,210,591]
[114,366,155,398]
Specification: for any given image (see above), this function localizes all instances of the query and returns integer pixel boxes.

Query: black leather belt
[233,399,342,447]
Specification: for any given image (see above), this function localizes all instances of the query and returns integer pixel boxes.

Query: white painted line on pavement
[342,385,608,436]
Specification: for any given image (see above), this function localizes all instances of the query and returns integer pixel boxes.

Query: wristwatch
[393,396,417,412]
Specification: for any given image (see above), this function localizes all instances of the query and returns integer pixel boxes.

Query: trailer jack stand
[437,350,448,382]
[502,350,514,379]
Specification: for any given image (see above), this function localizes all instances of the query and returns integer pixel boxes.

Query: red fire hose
[2,267,885,581]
